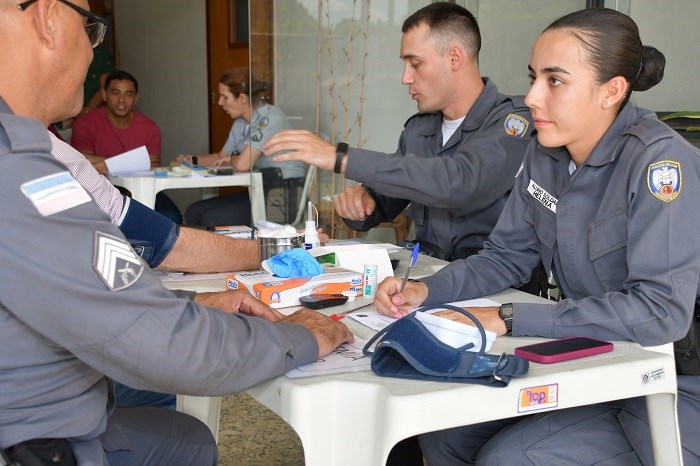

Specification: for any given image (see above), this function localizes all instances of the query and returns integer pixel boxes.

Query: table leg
[250,382,397,466]
[646,392,683,465]
[127,178,157,209]
[176,395,222,443]
[248,173,267,224]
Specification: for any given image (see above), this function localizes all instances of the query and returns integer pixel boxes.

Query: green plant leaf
[660,111,700,121]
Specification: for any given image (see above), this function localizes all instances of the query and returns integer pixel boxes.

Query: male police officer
[265,3,533,262]
[0,1,352,464]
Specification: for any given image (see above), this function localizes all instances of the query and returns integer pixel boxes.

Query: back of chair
[259,167,285,197]
[291,165,316,227]
[259,166,314,225]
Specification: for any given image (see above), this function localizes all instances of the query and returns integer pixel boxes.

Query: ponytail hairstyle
[219,67,270,106]
[545,8,665,109]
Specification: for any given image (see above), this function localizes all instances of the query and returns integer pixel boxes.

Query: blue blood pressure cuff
[118,197,179,267]
[363,304,529,387]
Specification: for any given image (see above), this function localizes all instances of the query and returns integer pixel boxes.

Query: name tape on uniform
[527,180,558,213]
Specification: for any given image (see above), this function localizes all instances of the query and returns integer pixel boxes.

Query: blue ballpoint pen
[399,242,421,291]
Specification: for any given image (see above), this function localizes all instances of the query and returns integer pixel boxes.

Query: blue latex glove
[267,248,324,278]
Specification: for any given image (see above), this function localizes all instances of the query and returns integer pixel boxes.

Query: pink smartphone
[514,337,614,363]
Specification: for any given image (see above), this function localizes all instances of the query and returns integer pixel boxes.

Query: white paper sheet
[105,145,151,174]
[285,338,371,379]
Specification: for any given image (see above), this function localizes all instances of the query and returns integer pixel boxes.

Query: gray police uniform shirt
[344,78,533,260]
[0,101,318,460]
[421,102,700,456]
[223,103,305,179]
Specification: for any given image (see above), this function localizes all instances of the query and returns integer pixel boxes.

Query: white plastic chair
[290,165,316,227]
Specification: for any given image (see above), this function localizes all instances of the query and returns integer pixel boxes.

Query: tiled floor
[217,393,304,466]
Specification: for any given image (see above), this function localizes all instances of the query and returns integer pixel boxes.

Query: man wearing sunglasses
[0,1,354,465]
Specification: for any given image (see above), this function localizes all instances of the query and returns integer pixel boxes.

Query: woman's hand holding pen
[374,277,428,319]
[176,154,193,163]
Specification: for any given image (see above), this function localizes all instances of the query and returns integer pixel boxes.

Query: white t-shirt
[442,115,466,146]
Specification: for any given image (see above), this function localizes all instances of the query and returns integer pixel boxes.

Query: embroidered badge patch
[527,180,557,213]
[251,129,263,142]
[258,116,269,128]
[20,172,91,216]
[93,232,144,291]
[648,160,681,203]
[504,114,529,137]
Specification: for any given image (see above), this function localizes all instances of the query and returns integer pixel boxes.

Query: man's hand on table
[195,290,284,322]
[282,309,354,358]
[374,277,428,318]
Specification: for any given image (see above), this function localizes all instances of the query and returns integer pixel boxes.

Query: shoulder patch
[21,171,91,216]
[648,160,681,203]
[504,114,529,137]
[93,232,144,291]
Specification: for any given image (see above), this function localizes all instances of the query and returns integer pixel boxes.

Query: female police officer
[374,8,700,465]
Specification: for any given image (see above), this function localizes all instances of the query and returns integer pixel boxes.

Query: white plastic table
[167,249,682,466]
[107,172,266,224]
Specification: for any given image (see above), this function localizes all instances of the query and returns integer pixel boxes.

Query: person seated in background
[71,69,182,224]
[265,3,532,262]
[178,67,305,227]
[375,8,700,465]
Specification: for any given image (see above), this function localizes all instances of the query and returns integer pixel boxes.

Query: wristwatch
[334,142,349,174]
[191,156,198,166]
[498,303,513,336]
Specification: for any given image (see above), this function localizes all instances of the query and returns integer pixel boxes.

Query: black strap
[4,439,76,466]
[674,301,700,375]
[0,449,20,466]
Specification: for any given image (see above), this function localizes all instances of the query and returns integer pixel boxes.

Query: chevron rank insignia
[93,232,144,291]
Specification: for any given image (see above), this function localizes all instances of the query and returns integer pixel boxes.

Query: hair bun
[634,45,665,92]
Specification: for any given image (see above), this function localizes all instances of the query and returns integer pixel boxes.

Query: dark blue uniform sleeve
[344,106,531,217]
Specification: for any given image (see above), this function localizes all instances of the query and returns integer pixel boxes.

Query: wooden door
[206,0,274,153]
